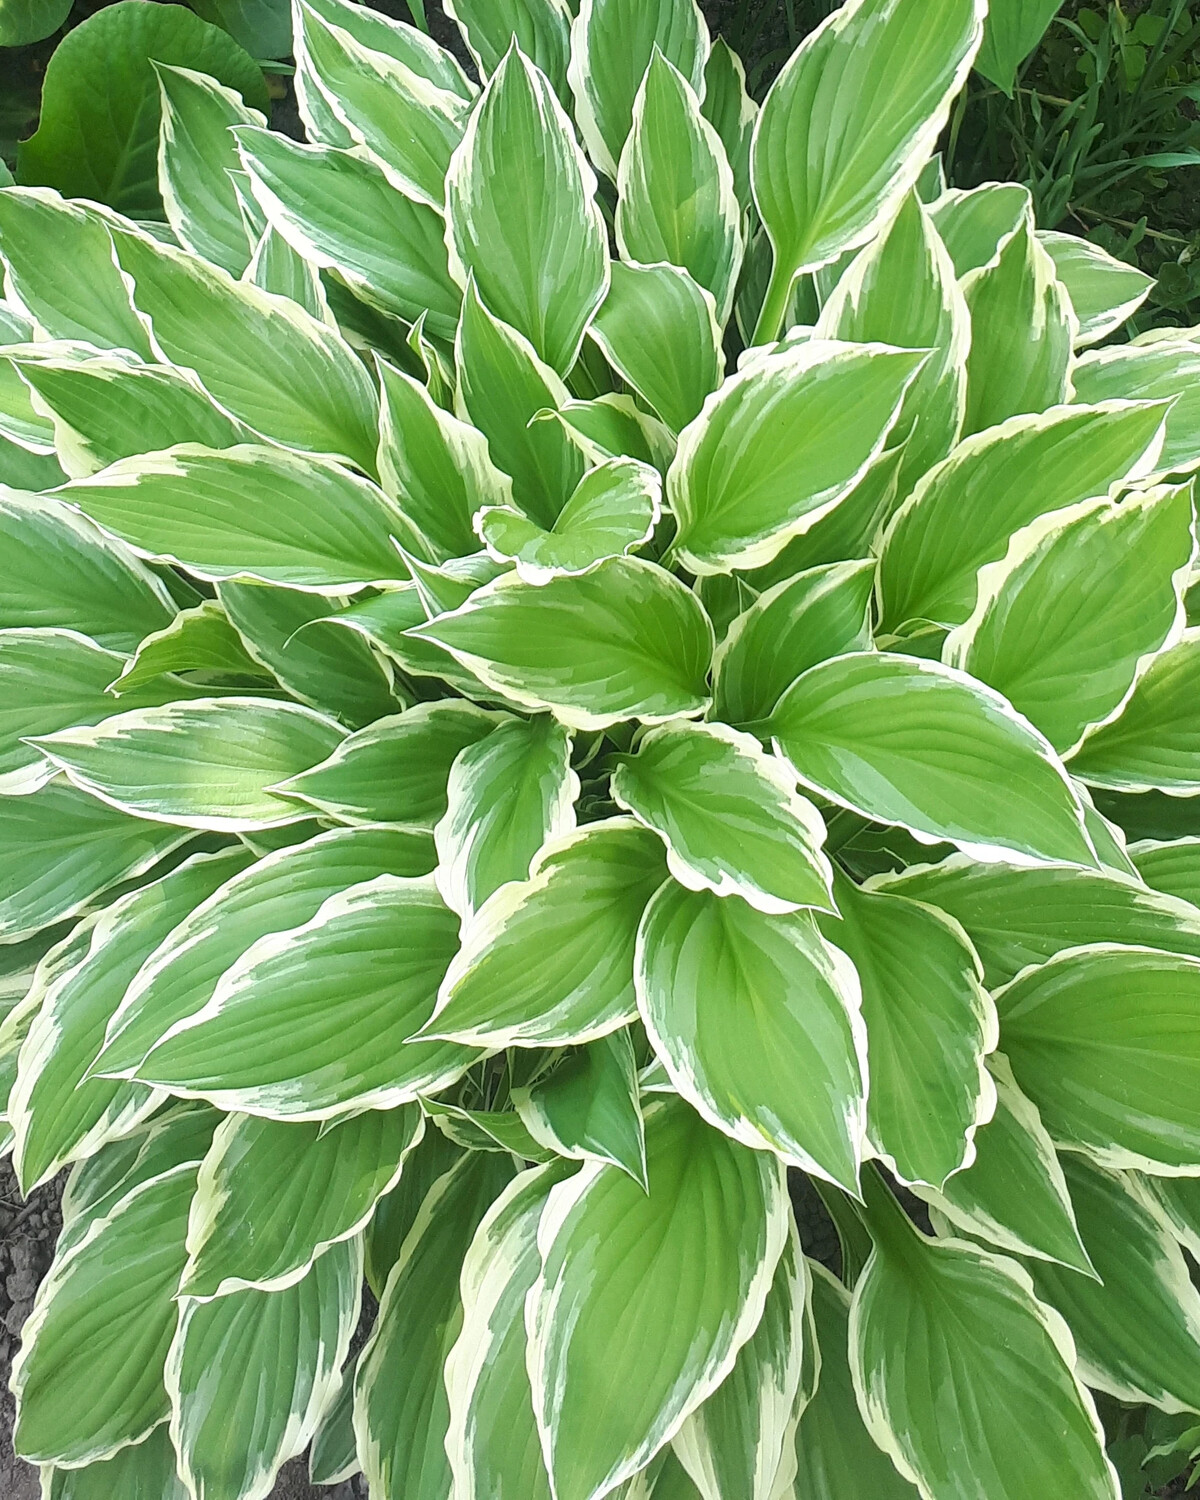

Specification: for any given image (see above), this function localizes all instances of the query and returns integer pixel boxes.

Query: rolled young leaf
[636,883,867,1191]
[528,1098,788,1500]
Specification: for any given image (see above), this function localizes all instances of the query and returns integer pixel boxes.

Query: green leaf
[789,1262,920,1499]
[850,1172,1118,1500]
[815,190,970,495]
[190,0,293,58]
[975,0,1065,94]
[364,1124,462,1296]
[611,721,834,915]
[444,1163,570,1500]
[478,456,661,582]
[636,884,865,1189]
[946,485,1195,755]
[1026,1154,1200,1412]
[376,356,513,562]
[295,0,469,208]
[666,340,924,574]
[771,652,1096,866]
[567,0,709,178]
[182,1107,421,1296]
[1071,342,1200,478]
[217,578,400,728]
[58,443,412,591]
[617,50,742,325]
[15,0,266,218]
[877,400,1168,631]
[156,63,264,277]
[1069,632,1200,793]
[1132,838,1200,906]
[673,1224,808,1500]
[235,126,462,341]
[0,189,153,355]
[168,1238,360,1500]
[11,1163,196,1466]
[961,213,1074,436]
[244,220,328,317]
[529,1098,788,1500]
[589,261,722,435]
[712,560,875,727]
[409,557,713,729]
[42,1425,188,1500]
[876,853,1200,988]
[456,280,586,528]
[750,0,984,342]
[701,38,756,215]
[445,0,572,99]
[818,870,996,1190]
[308,1352,360,1486]
[355,1150,515,1500]
[928,180,1030,278]
[446,45,607,376]
[427,818,668,1047]
[513,1030,647,1185]
[998,944,1200,1174]
[271,701,504,829]
[0,781,186,944]
[544,393,674,470]
[34,697,344,833]
[920,1053,1095,1273]
[435,715,578,918]
[109,226,379,471]
[299,0,474,103]
[10,848,249,1192]
[95,825,434,1080]
[0,0,71,46]
[1038,230,1154,347]
[133,875,480,1117]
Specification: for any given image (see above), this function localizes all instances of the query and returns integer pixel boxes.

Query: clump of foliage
[2,0,1200,1497]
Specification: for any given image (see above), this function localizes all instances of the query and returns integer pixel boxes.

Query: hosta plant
[3,0,1200,1496]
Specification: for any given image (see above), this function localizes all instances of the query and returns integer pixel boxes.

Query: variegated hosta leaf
[1038,229,1154,347]
[770,653,1097,866]
[946,486,1195,756]
[364,1124,464,1297]
[850,1172,1119,1500]
[131,875,480,1117]
[434,714,578,919]
[673,1223,808,1500]
[11,846,249,1192]
[156,62,265,276]
[235,126,463,340]
[0,490,174,652]
[308,1350,360,1486]
[477,457,661,583]
[711,560,875,728]
[961,212,1074,435]
[445,0,573,100]
[182,1106,422,1296]
[928,179,1030,277]
[874,854,1200,989]
[1071,340,1200,478]
[94,825,434,1079]
[11,1162,197,1466]
[112,604,260,699]
[818,870,997,1190]
[41,1423,189,1500]
[0,781,188,944]
[271,701,504,829]
[529,1098,788,1500]
[446,43,608,377]
[636,883,866,1190]
[665,340,924,575]
[567,0,709,178]
[919,1053,1095,1274]
[512,1029,647,1185]
[409,556,714,729]
[1068,631,1200,794]
[701,38,756,214]
[611,721,834,914]
[244,221,329,315]
[588,261,723,435]
[355,1150,516,1500]
[33,697,346,832]
[1133,838,1200,906]
[996,944,1200,1174]
[877,399,1168,633]
[616,50,742,326]
[1024,1154,1200,1413]
[750,0,985,341]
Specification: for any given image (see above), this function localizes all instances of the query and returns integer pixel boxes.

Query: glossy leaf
[928,180,1029,277]
[1071,341,1200,478]
[1039,229,1154,347]
[1132,838,1200,906]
